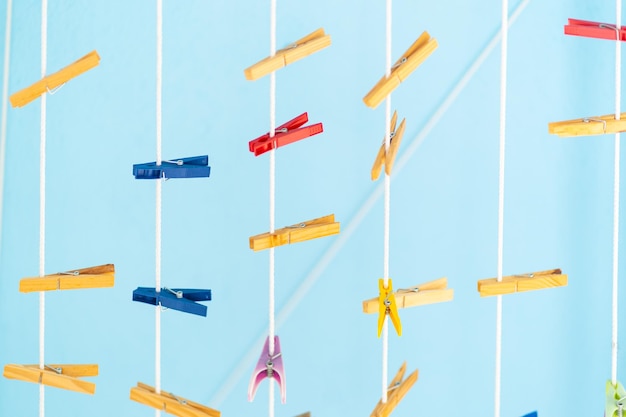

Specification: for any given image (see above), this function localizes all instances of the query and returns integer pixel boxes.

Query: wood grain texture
[477,269,567,297]
[362,277,453,313]
[249,214,339,251]
[548,112,626,136]
[131,382,220,417]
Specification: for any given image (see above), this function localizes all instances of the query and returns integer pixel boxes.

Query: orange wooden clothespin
[19,264,115,293]
[244,28,331,80]
[363,31,437,109]
[10,50,100,108]
[130,382,221,417]
[548,112,626,137]
[249,214,340,251]
[477,268,567,297]
[3,363,98,394]
[371,110,406,180]
[370,362,418,417]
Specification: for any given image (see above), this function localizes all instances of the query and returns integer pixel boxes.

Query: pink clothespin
[248,335,286,403]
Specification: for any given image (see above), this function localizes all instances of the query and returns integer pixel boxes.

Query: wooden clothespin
[376,278,401,337]
[19,264,115,293]
[10,50,100,108]
[244,28,331,81]
[294,413,311,417]
[363,277,454,314]
[548,112,626,137]
[371,111,406,180]
[370,362,418,417]
[477,268,567,297]
[3,363,98,394]
[363,31,437,109]
[249,214,340,251]
[130,382,221,417]
[606,379,626,417]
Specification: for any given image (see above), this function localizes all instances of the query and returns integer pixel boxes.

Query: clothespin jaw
[370,362,418,417]
[133,155,211,179]
[244,28,331,80]
[132,287,212,317]
[19,263,115,293]
[371,111,407,180]
[249,112,324,156]
[377,279,401,337]
[363,277,454,313]
[564,18,626,41]
[248,335,286,404]
[548,112,626,137]
[606,379,626,417]
[363,31,437,109]
[130,382,221,417]
[249,214,340,251]
[9,50,100,108]
[477,269,567,297]
[3,363,98,394]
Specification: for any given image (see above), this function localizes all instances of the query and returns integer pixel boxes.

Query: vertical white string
[611,0,621,387]
[155,1,163,416]
[39,1,47,416]
[381,0,392,405]
[268,0,277,415]
[0,0,12,256]
[494,0,508,415]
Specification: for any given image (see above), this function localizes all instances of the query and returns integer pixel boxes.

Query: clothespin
[521,412,538,417]
[10,50,100,108]
[606,379,626,417]
[370,362,418,417]
[244,28,331,80]
[3,363,98,395]
[249,214,340,251]
[130,382,220,417]
[363,31,437,109]
[249,112,324,156]
[133,155,211,179]
[363,277,454,314]
[19,264,115,293]
[548,112,626,137]
[132,287,212,317]
[477,269,567,297]
[371,110,406,180]
[375,278,401,337]
[248,335,286,404]
[294,413,311,417]
[564,18,626,41]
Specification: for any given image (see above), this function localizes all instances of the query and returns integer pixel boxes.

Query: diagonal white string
[0,0,12,257]
[268,0,277,414]
[208,2,530,406]
[494,0,509,415]
[39,0,47,416]
[381,0,392,405]
[155,1,163,416]
[612,0,621,387]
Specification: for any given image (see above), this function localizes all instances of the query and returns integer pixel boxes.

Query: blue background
[0,0,623,416]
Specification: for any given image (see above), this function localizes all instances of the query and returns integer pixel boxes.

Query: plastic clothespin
[606,380,626,417]
[378,278,401,337]
[248,335,286,404]
[132,287,212,317]
[133,155,211,179]
[248,112,323,156]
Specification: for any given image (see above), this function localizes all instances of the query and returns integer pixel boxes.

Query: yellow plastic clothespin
[130,382,221,417]
[477,268,567,297]
[606,379,626,417]
[377,278,401,337]
[249,214,340,251]
[371,111,407,180]
[363,31,437,109]
[10,50,100,108]
[370,362,418,417]
[363,277,454,313]
[19,264,115,293]
[3,363,98,394]
[548,112,626,137]
[244,28,331,80]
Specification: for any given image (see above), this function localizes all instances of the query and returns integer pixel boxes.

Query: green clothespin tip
[606,380,626,417]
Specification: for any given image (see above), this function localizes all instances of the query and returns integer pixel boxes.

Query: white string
[39,0,47,415]
[494,0,508,415]
[612,0,622,387]
[155,1,163,415]
[208,2,530,406]
[0,0,13,257]
[268,0,277,415]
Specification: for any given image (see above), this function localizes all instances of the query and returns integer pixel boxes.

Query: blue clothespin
[132,155,211,179]
[521,412,537,417]
[132,287,212,317]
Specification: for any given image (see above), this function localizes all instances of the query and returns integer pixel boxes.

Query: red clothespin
[249,112,323,156]
[564,18,626,41]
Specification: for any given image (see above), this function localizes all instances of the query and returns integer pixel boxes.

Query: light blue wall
[0,1,623,416]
